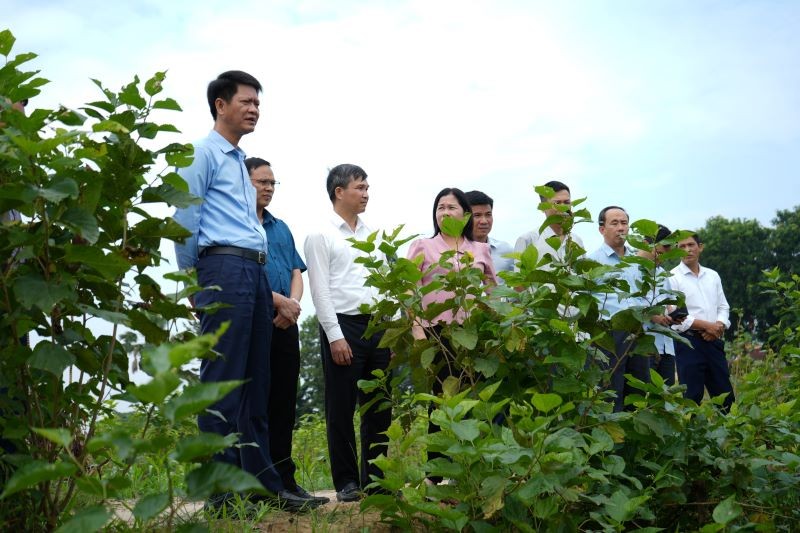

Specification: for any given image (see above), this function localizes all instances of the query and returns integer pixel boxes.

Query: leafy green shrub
[354,209,800,530]
[1,30,266,531]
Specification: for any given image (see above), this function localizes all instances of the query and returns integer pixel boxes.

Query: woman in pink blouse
[407,187,498,338]
[406,187,497,482]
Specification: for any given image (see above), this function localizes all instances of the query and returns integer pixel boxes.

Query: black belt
[200,246,266,265]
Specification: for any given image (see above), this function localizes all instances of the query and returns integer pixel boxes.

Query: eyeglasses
[251,179,280,188]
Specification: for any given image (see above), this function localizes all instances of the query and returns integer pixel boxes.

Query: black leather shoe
[275,489,327,512]
[291,485,331,505]
[336,481,362,502]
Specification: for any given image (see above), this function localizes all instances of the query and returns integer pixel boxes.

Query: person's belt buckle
[257,251,266,264]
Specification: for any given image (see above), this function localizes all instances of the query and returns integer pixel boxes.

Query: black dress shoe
[276,489,327,512]
[336,481,362,502]
[291,485,330,505]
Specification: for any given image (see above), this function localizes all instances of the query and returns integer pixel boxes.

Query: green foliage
[297,314,324,419]
[696,208,800,338]
[353,203,800,531]
[0,31,255,531]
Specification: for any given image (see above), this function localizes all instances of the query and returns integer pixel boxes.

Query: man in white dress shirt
[464,190,514,274]
[514,180,584,269]
[670,234,734,412]
[304,164,391,502]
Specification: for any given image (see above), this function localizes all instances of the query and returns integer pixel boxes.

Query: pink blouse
[406,234,498,326]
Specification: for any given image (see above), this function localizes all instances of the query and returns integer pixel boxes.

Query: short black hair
[432,187,474,240]
[464,190,493,208]
[326,164,367,202]
[598,205,628,226]
[539,180,570,202]
[690,233,703,245]
[644,224,671,244]
[244,157,271,175]
[207,70,262,120]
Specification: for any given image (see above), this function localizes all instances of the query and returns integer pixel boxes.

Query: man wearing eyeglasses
[244,157,329,506]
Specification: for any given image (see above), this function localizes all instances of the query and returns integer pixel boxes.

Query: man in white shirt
[304,164,391,502]
[670,234,734,412]
[464,190,514,275]
[514,181,584,269]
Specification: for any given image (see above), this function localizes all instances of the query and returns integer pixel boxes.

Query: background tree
[769,205,800,278]
[696,215,773,336]
[296,314,324,420]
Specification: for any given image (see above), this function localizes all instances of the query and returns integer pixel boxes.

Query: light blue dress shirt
[173,131,267,270]
[587,242,641,318]
[489,237,515,277]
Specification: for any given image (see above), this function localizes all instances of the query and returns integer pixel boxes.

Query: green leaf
[450,419,481,442]
[55,505,111,533]
[420,346,437,369]
[64,245,129,278]
[132,492,170,523]
[171,433,238,462]
[451,326,478,350]
[163,380,243,422]
[92,119,130,134]
[127,373,181,404]
[27,341,75,375]
[0,460,77,499]
[0,29,16,55]
[144,72,166,96]
[153,98,182,111]
[440,215,469,238]
[185,462,265,499]
[38,178,79,202]
[31,427,73,448]
[385,422,404,441]
[478,380,502,402]
[119,76,146,108]
[61,207,100,244]
[14,273,74,310]
[712,496,742,525]
[479,475,507,519]
[532,393,562,413]
[474,357,499,378]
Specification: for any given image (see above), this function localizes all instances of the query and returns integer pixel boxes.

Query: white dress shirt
[304,212,382,343]
[670,261,730,332]
[514,226,584,271]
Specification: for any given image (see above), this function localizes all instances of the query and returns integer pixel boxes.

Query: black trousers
[194,254,284,493]
[675,334,734,412]
[426,325,456,482]
[267,323,301,491]
[320,314,391,491]
[597,330,651,412]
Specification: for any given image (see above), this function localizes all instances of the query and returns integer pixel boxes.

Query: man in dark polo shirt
[245,157,329,506]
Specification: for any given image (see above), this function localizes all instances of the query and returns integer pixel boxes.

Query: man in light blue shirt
[173,71,321,513]
[587,206,651,412]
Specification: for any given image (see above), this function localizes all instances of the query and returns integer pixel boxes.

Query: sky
[5,0,800,319]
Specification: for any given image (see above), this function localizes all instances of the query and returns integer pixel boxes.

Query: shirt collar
[329,211,364,232]
[599,242,633,258]
[262,209,276,225]
[676,261,705,277]
[208,130,245,157]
